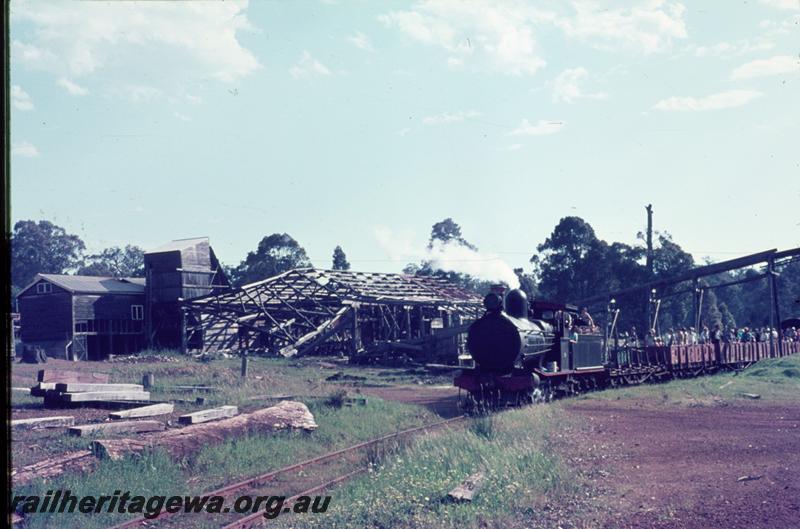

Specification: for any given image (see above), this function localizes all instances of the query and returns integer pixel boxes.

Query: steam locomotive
[455,287,800,410]
[455,288,607,410]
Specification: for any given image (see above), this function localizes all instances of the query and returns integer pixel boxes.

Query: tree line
[10,218,799,333]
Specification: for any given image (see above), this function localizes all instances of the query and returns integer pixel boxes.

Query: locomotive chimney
[490,284,506,296]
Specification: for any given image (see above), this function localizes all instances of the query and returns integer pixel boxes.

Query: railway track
[108,415,467,529]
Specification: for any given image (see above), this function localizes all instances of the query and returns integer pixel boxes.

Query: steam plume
[374,226,520,289]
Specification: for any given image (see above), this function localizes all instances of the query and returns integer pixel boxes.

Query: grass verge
[586,355,800,406]
[13,397,437,529]
[275,405,573,529]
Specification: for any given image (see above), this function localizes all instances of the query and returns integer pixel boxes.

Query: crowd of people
[574,307,800,348]
[639,325,800,347]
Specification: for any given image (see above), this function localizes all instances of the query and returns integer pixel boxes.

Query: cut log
[11,416,75,431]
[109,403,174,419]
[55,383,143,393]
[62,391,150,403]
[12,387,31,394]
[69,420,165,437]
[38,369,109,383]
[178,405,238,425]
[447,472,486,502]
[12,450,96,487]
[741,393,761,400]
[92,401,317,460]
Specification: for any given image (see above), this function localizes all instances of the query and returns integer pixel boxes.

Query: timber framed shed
[182,269,483,362]
[16,274,146,360]
[144,237,230,350]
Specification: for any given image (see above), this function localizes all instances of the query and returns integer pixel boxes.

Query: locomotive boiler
[466,289,555,373]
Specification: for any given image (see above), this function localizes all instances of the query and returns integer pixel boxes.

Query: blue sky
[9,0,800,277]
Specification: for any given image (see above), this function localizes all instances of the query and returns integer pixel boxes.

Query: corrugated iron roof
[29,274,146,295]
[311,269,481,304]
[201,268,482,306]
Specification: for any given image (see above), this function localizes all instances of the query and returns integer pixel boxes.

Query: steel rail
[107,415,466,529]
[221,467,368,529]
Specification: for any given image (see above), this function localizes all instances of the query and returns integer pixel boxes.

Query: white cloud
[730,55,799,79]
[379,1,550,75]
[758,16,799,37]
[509,119,565,136]
[173,111,191,122]
[11,0,259,91]
[12,141,40,158]
[379,1,689,75]
[122,85,163,102]
[760,0,800,10]
[693,39,775,58]
[289,51,332,79]
[11,85,34,110]
[551,67,606,103]
[347,31,374,52]
[423,110,481,125]
[397,127,412,136]
[57,77,89,96]
[653,90,762,111]
[555,1,688,54]
[504,143,523,151]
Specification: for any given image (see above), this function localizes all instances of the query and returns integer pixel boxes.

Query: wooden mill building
[144,237,230,350]
[16,274,146,360]
[16,237,229,360]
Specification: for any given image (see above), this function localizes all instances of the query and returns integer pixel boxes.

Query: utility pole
[645,204,654,276]
[645,204,654,331]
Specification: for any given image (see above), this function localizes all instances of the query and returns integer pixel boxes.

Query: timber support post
[768,257,782,357]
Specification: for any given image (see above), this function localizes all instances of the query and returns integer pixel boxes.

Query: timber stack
[30,369,150,406]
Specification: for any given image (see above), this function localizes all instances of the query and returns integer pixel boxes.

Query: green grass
[275,405,572,529]
[13,397,437,529]
[584,355,800,406]
[11,352,452,411]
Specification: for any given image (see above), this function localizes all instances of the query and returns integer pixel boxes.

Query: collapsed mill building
[182,269,484,362]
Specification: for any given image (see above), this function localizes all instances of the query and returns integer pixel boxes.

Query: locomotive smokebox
[466,312,522,373]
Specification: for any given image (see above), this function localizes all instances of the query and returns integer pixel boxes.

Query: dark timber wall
[145,239,230,350]
[17,279,146,360]
[17,284,72,358]
[72,293,145,360]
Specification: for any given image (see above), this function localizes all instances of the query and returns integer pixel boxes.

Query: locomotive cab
[530,301,605,371]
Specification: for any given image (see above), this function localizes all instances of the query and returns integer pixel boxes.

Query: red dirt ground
[560,399,800,529]
[359,385,462,418]
[361,384,800,528]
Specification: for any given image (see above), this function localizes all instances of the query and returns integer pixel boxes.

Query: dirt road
[562,399,800,529]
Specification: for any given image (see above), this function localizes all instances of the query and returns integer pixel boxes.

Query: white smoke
[374,226,520,289]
